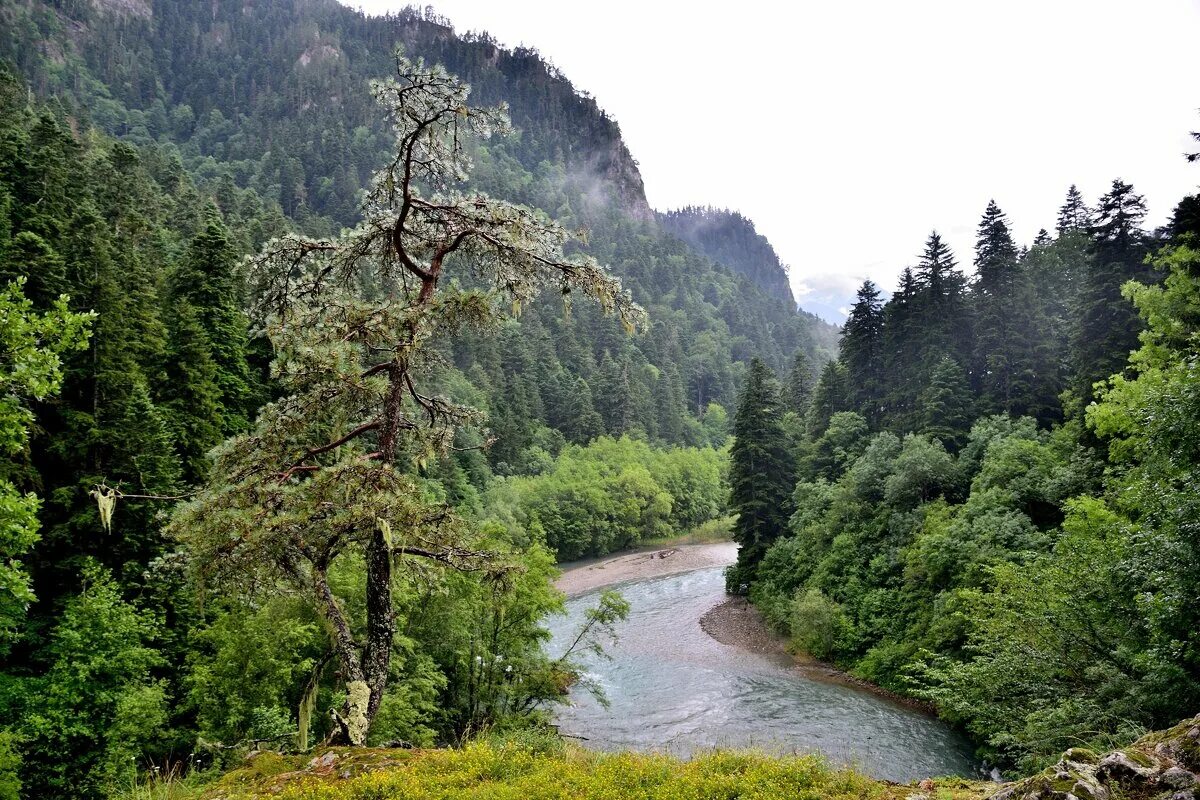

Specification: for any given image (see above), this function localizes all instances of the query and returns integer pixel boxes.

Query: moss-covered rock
[990,715,1200,800]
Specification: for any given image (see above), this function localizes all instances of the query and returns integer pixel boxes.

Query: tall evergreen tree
[971,200,1031,414]
[913,231,971,367]
[782,349,815,416]
[1072,179,1150,404]
[805,360,850,439]
[880,267,922,430]
[919,354,973,452]
[1056,184,1091,235]
[839,280,885,425]
[167,205,257,430]
[727,358,794,592]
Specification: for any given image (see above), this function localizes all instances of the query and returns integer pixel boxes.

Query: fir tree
[727,358,794,592]
[1056,184,1091,235]
[919,355,972,452]
[805,360,850,439]
[162,303,223,482]
[168,205,256,432]
[782,349,815,416]
[881,267,922,430]
[1072,179,1150,403]
[971,201,1029,414]
[839,280,884,425]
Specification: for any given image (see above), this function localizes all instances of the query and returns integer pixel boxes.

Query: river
[545,549,980,782]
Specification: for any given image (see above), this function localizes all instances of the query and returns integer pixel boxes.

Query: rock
[307,751,339,770]
[1097,750,1158,782]
[987,717,1200,800]
[1162,767,1199,789]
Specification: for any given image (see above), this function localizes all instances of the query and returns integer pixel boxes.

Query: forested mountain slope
[0,3,844,796]
[658,206,798,306]
[1,0,837,380]
[726,177,1200,770]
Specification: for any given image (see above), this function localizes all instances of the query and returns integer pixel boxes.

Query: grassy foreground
[175,740,989,800]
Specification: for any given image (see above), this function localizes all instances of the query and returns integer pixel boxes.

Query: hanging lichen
[297,671,321,751]
[90,485,118,533]
[377,517,393,552]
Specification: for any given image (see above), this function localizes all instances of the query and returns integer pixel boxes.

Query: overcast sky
[344,0,1200,321]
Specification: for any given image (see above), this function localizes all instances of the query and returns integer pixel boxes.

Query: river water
[545,555,980,782]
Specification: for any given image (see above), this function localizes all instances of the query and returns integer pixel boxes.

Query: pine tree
[839,280,884,425]
[1072,179,1151,403]
[919,355,972,452]
[1056,184,1091,235]
[971,201,1029,414]
[168,205,257,432]
[782,350,815,416]
[881,267,922,430]
[805,360,850,439]
[726,358,794,592]
[162,303,223,482]
[913,231,971,368]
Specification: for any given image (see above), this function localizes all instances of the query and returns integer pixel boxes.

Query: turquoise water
[545,561,980,782]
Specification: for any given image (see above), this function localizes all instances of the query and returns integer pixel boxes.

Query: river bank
[700,596,937,714]
[554,541,739,597]
[555,543,937,715]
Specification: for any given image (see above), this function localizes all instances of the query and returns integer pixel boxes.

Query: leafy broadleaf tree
[0,279,92,647]
[169,52,642,745]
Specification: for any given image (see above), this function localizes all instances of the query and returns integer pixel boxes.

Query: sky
[343,0,1200,322]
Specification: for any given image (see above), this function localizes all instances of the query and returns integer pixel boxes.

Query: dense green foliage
[726,359,794,591]
[2,0,1200,796]
[745,183,1200,771]
[483,435,728,562]
[0,1,839,795]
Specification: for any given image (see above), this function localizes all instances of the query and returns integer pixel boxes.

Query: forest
[0,1,1197,799]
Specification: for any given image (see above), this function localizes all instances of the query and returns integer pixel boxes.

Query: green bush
[789,589,849,660]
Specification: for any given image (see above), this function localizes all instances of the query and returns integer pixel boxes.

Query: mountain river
[544,545,980,782]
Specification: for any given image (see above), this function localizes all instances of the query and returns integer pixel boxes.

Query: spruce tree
[839,280,884,425]
[782,349,815,416]
[1056,184,1091,235]
[919,355,973,452]
[727,358,794,592]
[881,267,921,430]
[971,200,1029,414]
[168,205,257,432]
[805,360,850,439]
[162,303,223,482]
[1072,179,1150,403]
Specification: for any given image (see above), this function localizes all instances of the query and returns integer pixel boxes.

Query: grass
[171,739,994,800]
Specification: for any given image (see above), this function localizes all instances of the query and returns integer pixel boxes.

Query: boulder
[987,715,1200,800]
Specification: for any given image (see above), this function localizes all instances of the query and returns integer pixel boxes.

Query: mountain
[658,206,795,305]
[2,0,837,391]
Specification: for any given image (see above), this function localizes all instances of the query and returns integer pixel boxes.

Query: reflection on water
[545,562,980,782]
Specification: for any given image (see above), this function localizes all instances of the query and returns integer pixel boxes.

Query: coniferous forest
[0,2,1198,799]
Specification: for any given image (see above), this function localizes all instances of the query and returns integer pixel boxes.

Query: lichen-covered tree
[170,51,642,745]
